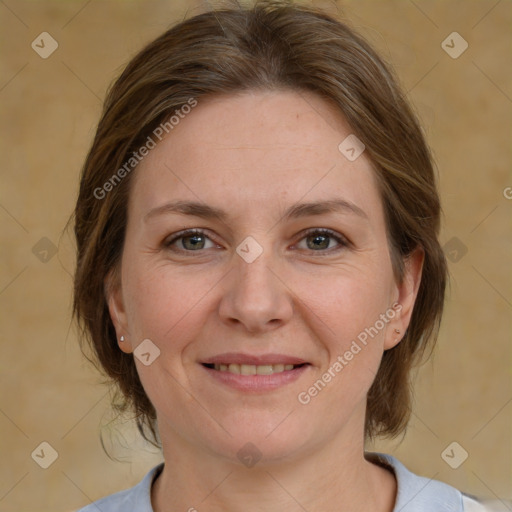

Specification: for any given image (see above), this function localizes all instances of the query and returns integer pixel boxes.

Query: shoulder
[366,452,510,512]
[75,463,163,512]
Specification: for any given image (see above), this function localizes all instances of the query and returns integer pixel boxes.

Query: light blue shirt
[77,452,506,511]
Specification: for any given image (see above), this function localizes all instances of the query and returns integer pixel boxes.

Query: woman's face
[108,90,422,464]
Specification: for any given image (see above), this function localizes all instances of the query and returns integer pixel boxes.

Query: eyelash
[163,228,350,256]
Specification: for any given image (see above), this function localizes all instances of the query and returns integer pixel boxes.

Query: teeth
[213,363,299,374]
[241,364,256,375]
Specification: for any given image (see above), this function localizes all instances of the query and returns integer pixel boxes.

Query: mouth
[202,362,309,375]
[199,355,311,392]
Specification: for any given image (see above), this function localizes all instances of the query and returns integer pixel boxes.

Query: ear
[384,246,424,350]
[105,267,133,354]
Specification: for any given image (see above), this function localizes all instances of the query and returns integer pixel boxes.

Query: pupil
[185,235,204,249]
[310,234,328,250]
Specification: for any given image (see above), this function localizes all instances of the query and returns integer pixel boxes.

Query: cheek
[122,264,210,403]
[291,264,393,399]
[122,257,227,365]
[295,276,389,417]
[295,265,393,342]
[122,261,201,346]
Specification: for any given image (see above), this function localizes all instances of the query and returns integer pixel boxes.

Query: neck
[151,425,396,512]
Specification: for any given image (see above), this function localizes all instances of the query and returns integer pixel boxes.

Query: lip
[201,352,309,366]
[201,362,310,392]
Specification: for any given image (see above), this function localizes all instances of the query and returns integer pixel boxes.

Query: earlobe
[384,327,403,351]
[117,334,132,354]
[384,247,424,350]
[105,269,133,354]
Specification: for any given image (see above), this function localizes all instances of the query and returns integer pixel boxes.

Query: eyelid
[163,228,221,249]
[292,227,351,253]
[163,227,350,254]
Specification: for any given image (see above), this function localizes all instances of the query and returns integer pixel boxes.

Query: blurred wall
[1,1,510,511]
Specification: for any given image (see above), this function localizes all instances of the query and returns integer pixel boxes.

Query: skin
[107,89,424,512]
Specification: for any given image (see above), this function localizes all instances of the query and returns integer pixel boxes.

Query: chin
[201,416,312,467]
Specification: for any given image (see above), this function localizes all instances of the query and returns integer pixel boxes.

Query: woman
[73,1,504,510]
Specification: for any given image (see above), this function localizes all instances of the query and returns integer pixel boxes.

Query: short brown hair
[73,0,447,444]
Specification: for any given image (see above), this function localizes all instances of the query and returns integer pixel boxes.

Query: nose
[218,246,294,333]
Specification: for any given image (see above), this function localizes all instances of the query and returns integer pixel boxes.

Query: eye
[294,228,349,254]
[164,229,218,252]
[163,227,349,255]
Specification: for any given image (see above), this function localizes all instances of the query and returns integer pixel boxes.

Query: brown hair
[73,0,447,444]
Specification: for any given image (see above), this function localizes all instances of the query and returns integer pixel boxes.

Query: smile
[204,363,307,374]
[200,362,311,392]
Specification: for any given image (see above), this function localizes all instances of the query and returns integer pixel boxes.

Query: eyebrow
[144,198,368,223]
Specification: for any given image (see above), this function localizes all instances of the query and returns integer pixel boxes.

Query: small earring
[120,336,125,342]
[394,329,400,334]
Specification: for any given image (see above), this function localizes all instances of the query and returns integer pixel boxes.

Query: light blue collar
[80,452,471,511]
[366,452,463,511]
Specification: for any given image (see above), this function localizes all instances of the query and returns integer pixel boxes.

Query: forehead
[129,90,382,224]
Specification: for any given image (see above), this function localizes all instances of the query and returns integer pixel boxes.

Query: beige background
[1,0,511,511]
